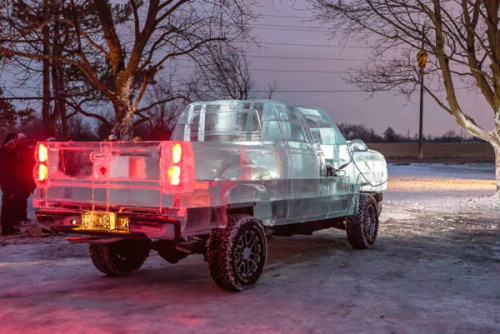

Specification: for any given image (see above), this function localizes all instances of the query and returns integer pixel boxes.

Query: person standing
[0,133,21,235]
[15,133,36,222]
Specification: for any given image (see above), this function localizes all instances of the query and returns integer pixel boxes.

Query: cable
[248,90,389,93]
[347,146,389,188]
[244,41,376,49]
[251,27,331,33]
[253,23,328,30]
[259,14,314,19]
[247,55,375,61]
[250,69,346,74]
[326,142,388,188]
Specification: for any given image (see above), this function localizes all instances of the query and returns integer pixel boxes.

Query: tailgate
[34,141,166,210]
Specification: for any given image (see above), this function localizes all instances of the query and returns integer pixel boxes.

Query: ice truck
[34,100,387,291]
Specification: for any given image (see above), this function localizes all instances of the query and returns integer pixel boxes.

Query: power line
[250,69,346,74]
[247,41,375,50]
[251,27,330,33]
[253,23,327,30]
[259,14,314,19]
[247,55,376,61]
[249,90,380,93]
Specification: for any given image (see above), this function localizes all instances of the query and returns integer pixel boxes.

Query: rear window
[172,103,261,142]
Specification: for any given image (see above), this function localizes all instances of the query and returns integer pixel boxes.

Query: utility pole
[418,63,424,159]
[416,26,427,160]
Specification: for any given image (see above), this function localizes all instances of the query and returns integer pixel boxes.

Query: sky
[0,0,493,138]
[241,0,492,137]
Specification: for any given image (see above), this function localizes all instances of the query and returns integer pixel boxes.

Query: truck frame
[34,99,387,291]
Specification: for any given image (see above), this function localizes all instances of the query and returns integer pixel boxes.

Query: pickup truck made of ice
[34,99,387,291]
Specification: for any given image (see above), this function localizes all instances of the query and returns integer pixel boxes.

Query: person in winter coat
[15,133,36,222]
[0,133,21,235]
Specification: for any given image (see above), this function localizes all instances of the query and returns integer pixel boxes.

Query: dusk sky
[242,0,492,137]
[0,0,493,138]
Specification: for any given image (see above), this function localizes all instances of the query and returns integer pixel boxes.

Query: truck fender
[214,165,273,222]
[218,183,272,223]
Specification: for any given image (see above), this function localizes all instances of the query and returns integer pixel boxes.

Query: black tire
[346,194,379,249]
[89,240,150,277]
[207,214,267,291]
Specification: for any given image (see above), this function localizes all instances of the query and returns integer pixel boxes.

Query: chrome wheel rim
[364,205,377,239]
[234,229,262,280]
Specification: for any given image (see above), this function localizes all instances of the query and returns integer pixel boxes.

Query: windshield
[297,107,346,145]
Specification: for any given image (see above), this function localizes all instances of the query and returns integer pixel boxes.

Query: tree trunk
[494,144,500,195]
[114,106,134,141]
[51,9,69,140]
[42,0,55,138]
[112,76,134,141]
[112,98,135,141]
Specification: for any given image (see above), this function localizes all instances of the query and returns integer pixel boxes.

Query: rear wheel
[207,214,267,291]
[346,194,379,249]
[89,240,150,277]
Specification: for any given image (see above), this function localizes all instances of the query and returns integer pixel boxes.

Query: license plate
[81,212,129,232]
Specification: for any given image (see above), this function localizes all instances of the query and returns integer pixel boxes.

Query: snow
[386,162,498,204]
[0,163,499,333]
[388,162,495,180]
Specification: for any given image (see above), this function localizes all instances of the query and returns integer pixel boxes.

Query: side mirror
[326,165,334,177]
[350,139,368,152]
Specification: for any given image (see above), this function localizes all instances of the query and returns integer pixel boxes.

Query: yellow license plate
[81,212,130,232]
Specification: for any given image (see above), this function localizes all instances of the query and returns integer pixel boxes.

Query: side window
[310,129,321,144]
[286,106,303,122]
[261,120,284,145]
[280,122,307,143]
[278,106,311,148]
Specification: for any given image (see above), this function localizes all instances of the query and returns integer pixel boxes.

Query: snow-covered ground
[0,164,499,334]
[387,162,498,204]
[388,162,495,180]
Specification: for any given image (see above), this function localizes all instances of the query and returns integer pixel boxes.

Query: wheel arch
[219,182,272,224]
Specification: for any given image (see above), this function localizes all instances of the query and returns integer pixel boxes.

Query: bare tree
[134,76,188,139]
[188,44,254,101]
[0,88,19,131]
[0,1,254,140]
[310,0,500,193]
[267,80,279,99]
[0,1,110,138]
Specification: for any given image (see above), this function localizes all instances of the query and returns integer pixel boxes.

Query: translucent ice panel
[173,102,261,143]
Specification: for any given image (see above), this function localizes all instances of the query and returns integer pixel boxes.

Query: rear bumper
[36,209,181,241]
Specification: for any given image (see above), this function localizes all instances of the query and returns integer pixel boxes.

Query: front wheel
[346,194,379,249]
[89,240,150,277]
[207,214,267,291]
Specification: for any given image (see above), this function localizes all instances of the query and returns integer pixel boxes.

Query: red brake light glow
[172,143,182,164]
[168,165,181,186]
[38,143,48,162]
[38,164,48,181]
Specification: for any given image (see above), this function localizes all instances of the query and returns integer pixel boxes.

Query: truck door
[260,105,292,224]
[275,105,320,222]
[299,107,354,218]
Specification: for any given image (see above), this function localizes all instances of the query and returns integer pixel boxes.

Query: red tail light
[34,142,49,185]
[37,143,48,162]
[172,143,182,164]
[168,165,181,186]
[38,164,48,181]
[161,142,194,193]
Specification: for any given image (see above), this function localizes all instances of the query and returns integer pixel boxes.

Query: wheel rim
[364,205,378,240]
[112,244,136,264]
[110,241,147,267]
[234,229,263,281]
